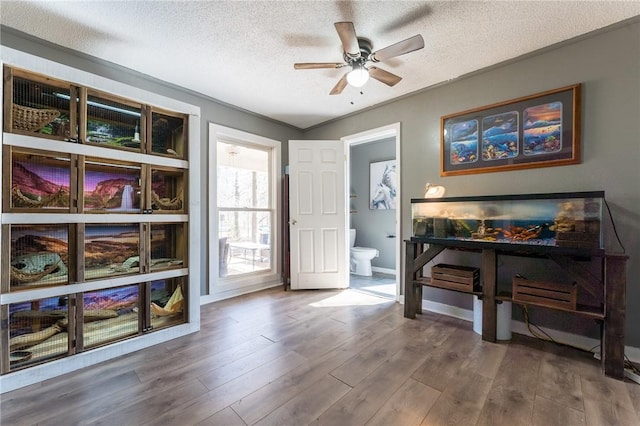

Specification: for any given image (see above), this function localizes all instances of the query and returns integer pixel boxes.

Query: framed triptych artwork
[441,84,581,176]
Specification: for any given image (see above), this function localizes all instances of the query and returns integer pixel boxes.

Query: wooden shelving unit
[404,238,628,379]
[0,59,198,389]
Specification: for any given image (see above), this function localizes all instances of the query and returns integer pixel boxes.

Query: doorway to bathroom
[343,124,400,301]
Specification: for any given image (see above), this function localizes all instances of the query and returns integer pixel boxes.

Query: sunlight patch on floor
[309,289,393,308]
[357,283,396,298]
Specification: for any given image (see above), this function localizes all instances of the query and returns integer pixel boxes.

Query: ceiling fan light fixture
[294,22,423,95]
[346,65,369,88]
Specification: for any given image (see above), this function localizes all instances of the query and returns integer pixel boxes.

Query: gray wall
[350,138,396,270]
[3,21,639,347]
[0,27,303,296]
[304,21,640,347]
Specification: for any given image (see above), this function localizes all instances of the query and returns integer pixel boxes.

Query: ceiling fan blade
[368,67,402,87]
[369,34,424,62]
[294,62,345,70]
[334,22,361,59]
[330,73,349,95]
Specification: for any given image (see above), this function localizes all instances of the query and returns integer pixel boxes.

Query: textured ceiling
[2,1,639,129]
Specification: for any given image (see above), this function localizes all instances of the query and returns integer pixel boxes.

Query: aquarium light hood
[54,93,141,117]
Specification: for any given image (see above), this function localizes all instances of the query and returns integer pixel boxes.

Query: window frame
[206,124,281,301]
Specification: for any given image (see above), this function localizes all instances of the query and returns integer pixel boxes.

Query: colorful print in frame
[441,84,580,176]
[449,120,478,165]
[482,111,519,161]
[523,102,562,155]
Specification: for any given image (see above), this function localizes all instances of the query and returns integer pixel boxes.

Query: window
[208,124,281,300]
[217,141,273,277]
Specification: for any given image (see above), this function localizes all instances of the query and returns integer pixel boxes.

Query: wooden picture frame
[440,84,581,176]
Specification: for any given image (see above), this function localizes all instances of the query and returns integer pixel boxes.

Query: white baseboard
[420,299,640,364]
[201,281,282,304]
[371,266,396,275]
[421,299,473,322]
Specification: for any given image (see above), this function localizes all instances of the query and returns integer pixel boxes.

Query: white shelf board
[2,213,188,224]
[0,268,189,305]
[3,132,188,169]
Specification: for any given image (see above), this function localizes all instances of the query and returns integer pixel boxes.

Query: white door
[289,140,347,290]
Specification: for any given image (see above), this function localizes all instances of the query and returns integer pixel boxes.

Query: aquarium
[8,149,73,211]
[82,285,140,349]
[83,158,141,212]
[150,223,186,272]
[150,167,186,212]
[150,109,186,158]
[6,295,70,372]
[8,224,70,290]
[411,191,604,249]
[84,89,143,150]
[7,67,75,141]
[83,224,140,280]
[149,278,186,330]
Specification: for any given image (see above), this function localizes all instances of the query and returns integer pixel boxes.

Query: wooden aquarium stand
[404,238,628,379]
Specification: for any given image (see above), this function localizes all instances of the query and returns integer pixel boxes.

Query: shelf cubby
[3,66,78,142]
[82,157,142,213]
[2,295,72,373]
[149,222,187,272]
[82,223,142,281]
[149,277,186,331]
[80,283,141,350]
[149,107,187,159]
[3,146,77,213]
[81,88,144,152]
[3,223,73,292]
[149,166,186,213]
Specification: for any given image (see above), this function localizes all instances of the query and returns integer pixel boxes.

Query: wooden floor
[2,287,639,426]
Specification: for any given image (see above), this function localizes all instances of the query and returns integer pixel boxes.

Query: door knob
[289,219,297,225]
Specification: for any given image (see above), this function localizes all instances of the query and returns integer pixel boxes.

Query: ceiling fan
[294,22,424,95]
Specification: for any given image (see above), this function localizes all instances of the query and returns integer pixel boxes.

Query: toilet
[349,229,379,276]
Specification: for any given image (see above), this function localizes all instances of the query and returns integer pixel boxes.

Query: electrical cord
[604,198,626,253]
[519,303,640,375]
[521,303,602,355]
[602,199,636,373]
[625,354,640,375]
[521,305,557,343]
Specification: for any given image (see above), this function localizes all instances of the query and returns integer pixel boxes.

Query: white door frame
[342,123,401,301]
